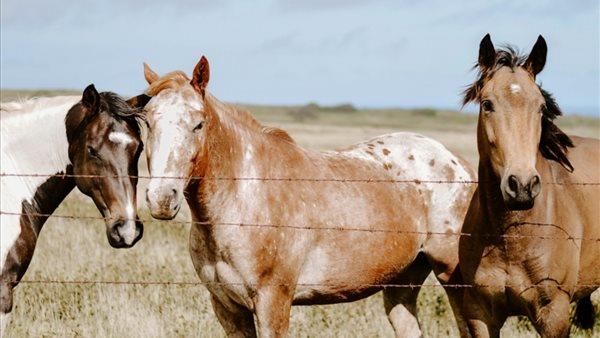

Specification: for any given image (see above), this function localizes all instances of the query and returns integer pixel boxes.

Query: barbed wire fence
[2,172,599,289]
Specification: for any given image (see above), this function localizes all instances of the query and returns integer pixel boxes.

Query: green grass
[2,89,599,337]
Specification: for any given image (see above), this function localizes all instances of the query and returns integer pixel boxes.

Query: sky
[1,0,598,115]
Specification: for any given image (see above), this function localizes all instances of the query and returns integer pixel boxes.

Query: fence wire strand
[1,211,598,242]
[1,171,599,289]
[1,172,599,185]
[16,279,600,289]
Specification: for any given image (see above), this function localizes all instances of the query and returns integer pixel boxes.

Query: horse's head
[464,34,573,210]
[142,57,210,220]
[66,84,149,248]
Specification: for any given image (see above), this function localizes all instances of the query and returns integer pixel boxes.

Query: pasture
[1,90,599,337]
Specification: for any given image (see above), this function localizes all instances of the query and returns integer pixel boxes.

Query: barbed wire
[2,172,599,290]
[1,211,598,242]
[16,279,600,289]
[1,172,599,185]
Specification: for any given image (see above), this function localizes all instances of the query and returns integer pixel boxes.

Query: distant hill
[0,89,80,102]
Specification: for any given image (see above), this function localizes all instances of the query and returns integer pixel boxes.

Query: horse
[0,84,150,332]
[459,34,600,337]
[140,57,476,337]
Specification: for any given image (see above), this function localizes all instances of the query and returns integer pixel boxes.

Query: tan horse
[459,34,600,337]
[141,57,475,337]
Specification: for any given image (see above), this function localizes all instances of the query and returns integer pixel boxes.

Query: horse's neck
[477,160,506,227]
[202,102,264,180]
[1,97,78,232]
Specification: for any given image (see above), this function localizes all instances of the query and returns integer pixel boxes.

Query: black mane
[462,45,574,172]
[66,91,145,143]
[99,92,145,135]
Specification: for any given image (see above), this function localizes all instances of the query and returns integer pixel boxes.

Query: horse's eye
[87,146,100,158]
[481,100,494,112]
[193,122,204,132]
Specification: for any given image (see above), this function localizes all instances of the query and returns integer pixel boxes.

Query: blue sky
[1,0,598,115]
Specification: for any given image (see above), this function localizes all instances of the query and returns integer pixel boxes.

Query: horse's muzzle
[107,219,144,248]
[146,184,182,220]
[502,173,541,210]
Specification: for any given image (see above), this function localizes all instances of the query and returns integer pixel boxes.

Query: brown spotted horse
[459,34,599,337]
[141,57,476,337]
[0,85,150,333]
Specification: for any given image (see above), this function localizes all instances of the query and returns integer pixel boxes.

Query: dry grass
[2,91,599,337]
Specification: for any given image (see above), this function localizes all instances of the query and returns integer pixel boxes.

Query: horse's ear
[524,35,547,77]
[82,84,100,113]
[126,94,152,109]
[191,56,210,98]
[478,33,496,71]
[144,62,159,85]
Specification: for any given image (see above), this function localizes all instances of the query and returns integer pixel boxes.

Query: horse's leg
[383,253,431,338]
[254,285,294,338]
[0,279,14,335]
[463,289,504,338]
[422,240,470,337]
[440,269,470,338]
[530,292,571,338]
[210,294,256,338]
[0,217,38,335]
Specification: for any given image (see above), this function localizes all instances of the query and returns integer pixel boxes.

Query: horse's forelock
[66,92,144,143]
[145,71,190,97]
[100,92,146,134]
[462,45,527,106]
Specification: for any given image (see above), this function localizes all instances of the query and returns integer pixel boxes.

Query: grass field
[1,90,599,337]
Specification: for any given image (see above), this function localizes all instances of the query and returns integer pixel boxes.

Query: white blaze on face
[510,83,521,93]
[145,89,204,210]
[108,131,133,146]
[148,92,194,178]
[120,191,137,245]
[125,200,135,220]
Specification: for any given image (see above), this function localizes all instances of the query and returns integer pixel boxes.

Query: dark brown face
[66,85,147,248]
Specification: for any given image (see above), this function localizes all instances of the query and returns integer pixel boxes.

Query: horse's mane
[462,45,574,171]
[65,92,145,143]
[145,71,190,96]
[206,95,296,144]
[146,70,295,144]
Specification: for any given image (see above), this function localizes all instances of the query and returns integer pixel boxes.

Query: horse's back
[341,132,475,232]
[563,136,600,289]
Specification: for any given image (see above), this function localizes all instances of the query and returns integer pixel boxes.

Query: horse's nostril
[112,220,124,230]
[529,175,541,197]
[508,175,519,194]
[171,189,177,198]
